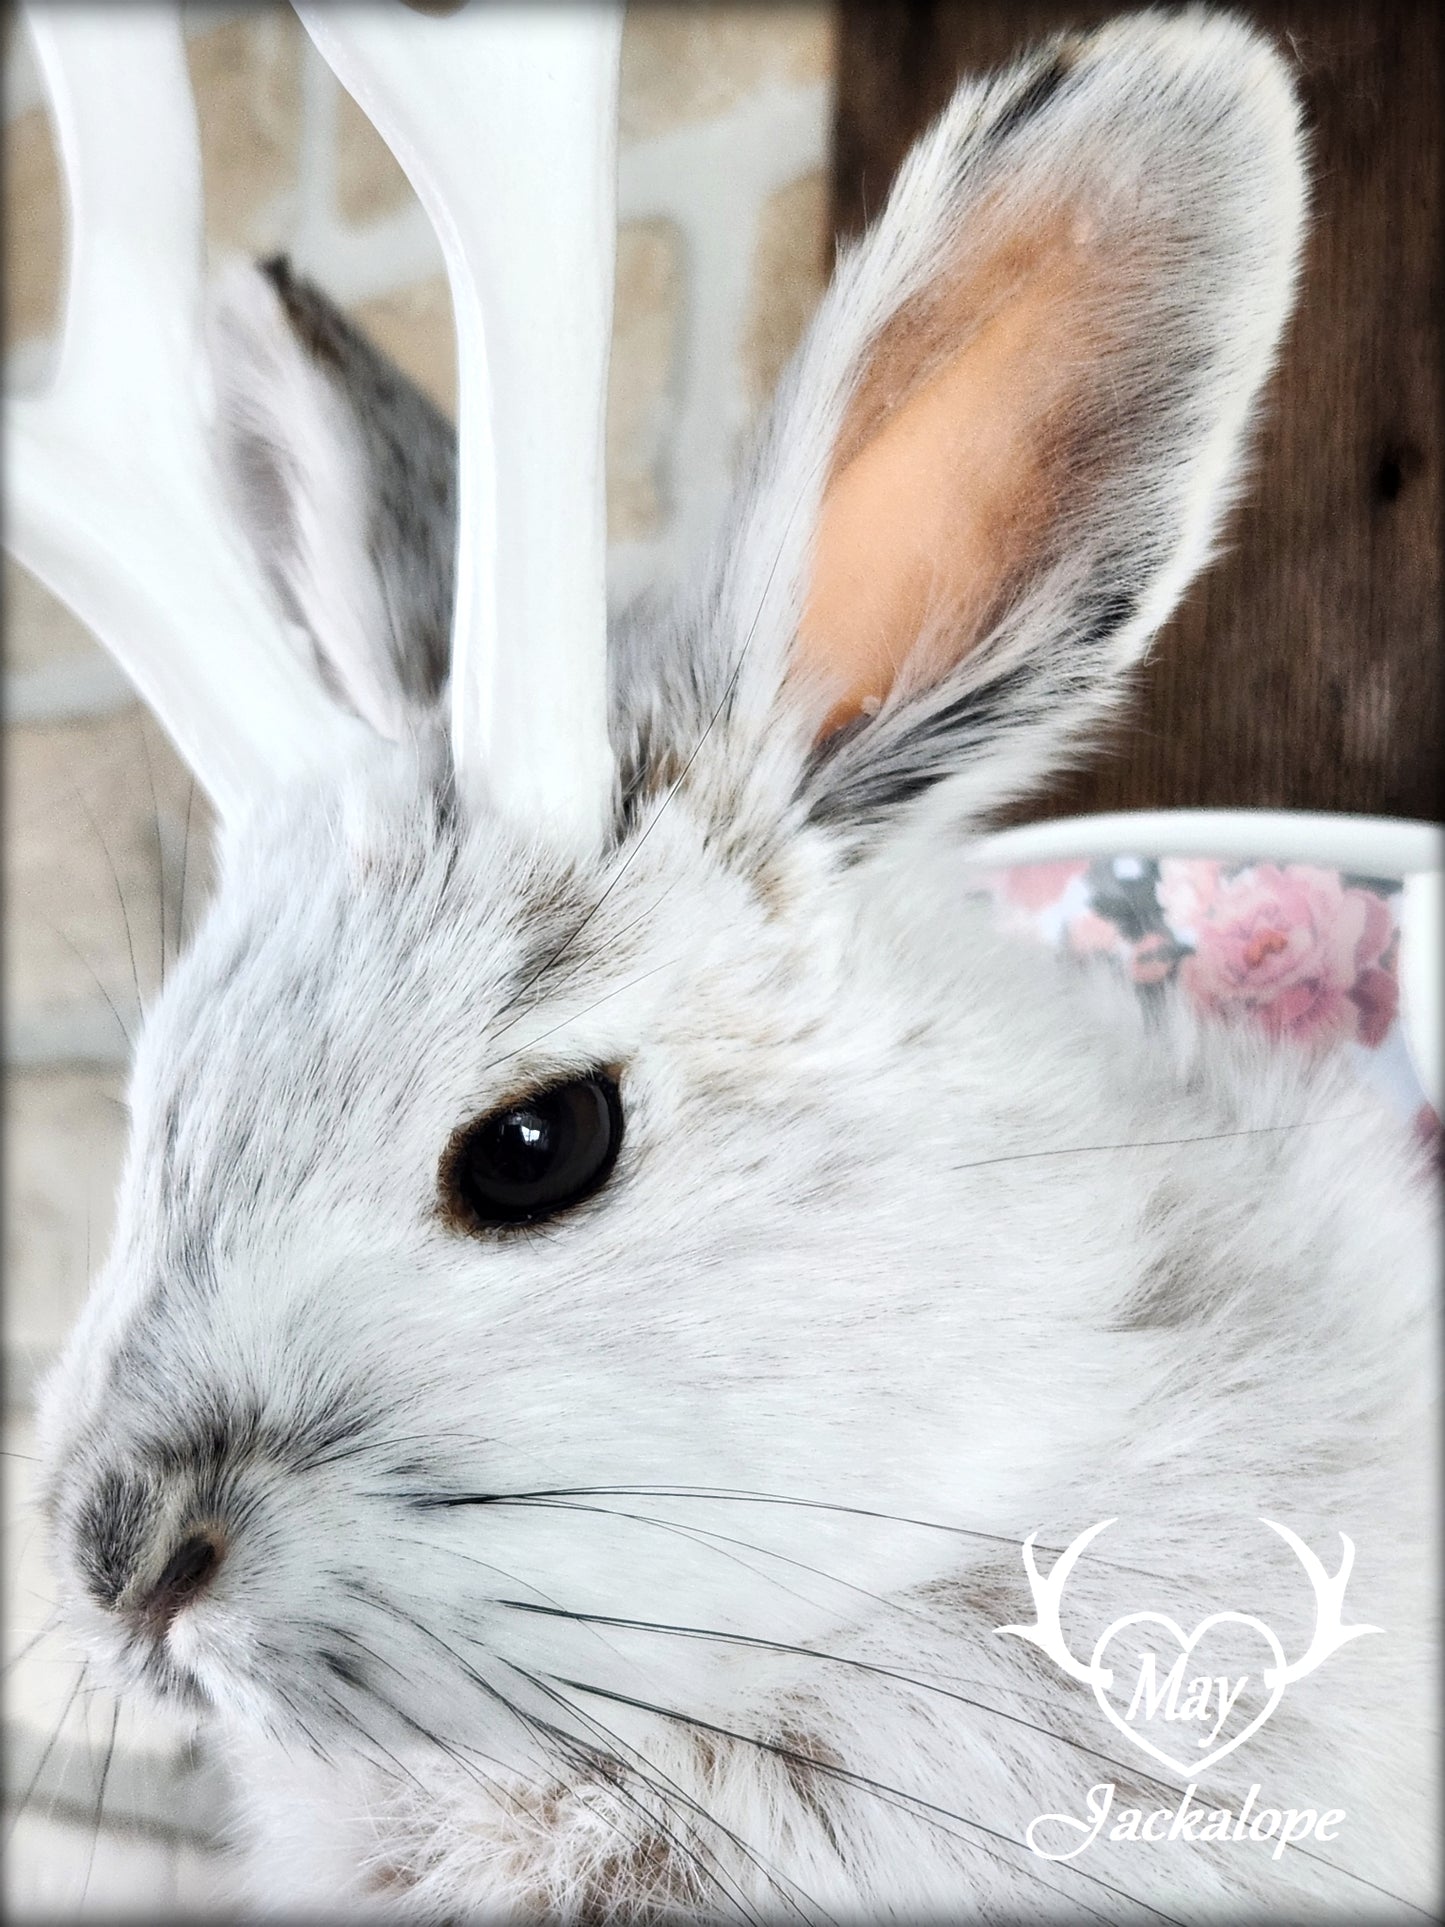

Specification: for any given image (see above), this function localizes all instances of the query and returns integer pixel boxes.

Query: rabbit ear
[207,257,458,743]
[659,13,1306,847]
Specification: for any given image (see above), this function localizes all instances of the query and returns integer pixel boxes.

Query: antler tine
[1259,1521,1381,1686]
[295,2,622,849]
[5,5,366,821]
[998,1520,1116,1686]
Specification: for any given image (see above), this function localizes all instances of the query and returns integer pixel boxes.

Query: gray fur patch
[261,256,458,711]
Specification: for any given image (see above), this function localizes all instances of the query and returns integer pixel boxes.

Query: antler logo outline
[999,1519,1380,1778]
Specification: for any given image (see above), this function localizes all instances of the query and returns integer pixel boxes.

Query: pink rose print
[1156,858,1224,935]
[1177,864,1398,1049]
[981,860,1090,939]
[1002,860,1089,912]
[1066,908,1123,959]
[1064,912,1176,983]
[1129,931,1176,986]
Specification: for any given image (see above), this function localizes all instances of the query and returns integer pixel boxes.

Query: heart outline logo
[1090,1609,1286,1778]
[997,1518,1381,1781]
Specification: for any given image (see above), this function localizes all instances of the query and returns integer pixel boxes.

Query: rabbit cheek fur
[35,11,1438,1923]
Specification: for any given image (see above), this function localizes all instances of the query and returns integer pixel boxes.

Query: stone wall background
[2,4,836,1913]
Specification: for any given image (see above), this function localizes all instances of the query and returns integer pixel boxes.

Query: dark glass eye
[442,1073,623,1230]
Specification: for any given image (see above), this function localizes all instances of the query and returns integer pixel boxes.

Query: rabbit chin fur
[34,11,1438,1925]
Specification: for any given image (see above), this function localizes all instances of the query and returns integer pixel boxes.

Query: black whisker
[314,1676,441,1809]
[3,1618,61,1674]
[79,1695,121,1909]
[415,1490,1048,1645]
[547,1673,1183,1927]
[342,1578,783,1915]
[500,1593,1437,1907]
[135,708,166,990]
[472,873,686,1066]
[476,957,682,1084]
[4,1662,88,1841]
[520,1664,816,1919]
[270,1677,333,1766]
[43,918,135,1049]
[496,1597,1173,1787]
[477,456,807,1047]
[340,1580,558,1796]
[388,1534,634,1673]
[462,1506,1426,1913]
[484,1494,914,1627]
[950,1114,1376,1176]
[70,775,144,1016]
[547,1722,761,1924]
[428,1483,1170,1584]
[512,1668,808,1927]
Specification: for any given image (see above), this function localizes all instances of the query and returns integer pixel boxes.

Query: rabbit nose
[129,1529,225,1634]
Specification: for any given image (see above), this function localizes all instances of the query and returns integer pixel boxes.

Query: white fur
[35,13,1437,1923]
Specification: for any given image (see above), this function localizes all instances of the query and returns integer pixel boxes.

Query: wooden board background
[831,1,1442,824]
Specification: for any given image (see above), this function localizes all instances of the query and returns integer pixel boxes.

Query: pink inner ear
[797,216,1107,742]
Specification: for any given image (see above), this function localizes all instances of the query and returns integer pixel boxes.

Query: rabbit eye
[442,1073,623,1230]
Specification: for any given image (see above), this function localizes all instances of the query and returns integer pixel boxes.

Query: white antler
[295,1,622,849]
[998,1520,1117,1686]
[1260,1520,1381,1688]
[4,5,367,821]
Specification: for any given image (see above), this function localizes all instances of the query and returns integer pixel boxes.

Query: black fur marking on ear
[804,662,1044,830]
[1071,584,1139,656]
[986,49,1074,149]
[260,254,354,373]
[256,255,459,713]
[802,579,1140,835]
